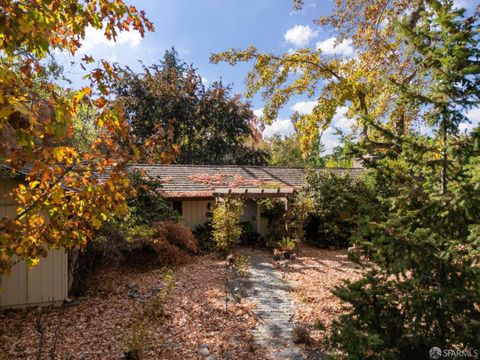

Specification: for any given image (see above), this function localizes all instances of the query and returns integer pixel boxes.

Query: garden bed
[0,255,263,359]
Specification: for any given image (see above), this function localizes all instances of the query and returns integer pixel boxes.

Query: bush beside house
[301,171,380,249]
[211,197,244,254]
[69,175,195,296]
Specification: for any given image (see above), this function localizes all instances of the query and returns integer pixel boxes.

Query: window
[172,201,183,215]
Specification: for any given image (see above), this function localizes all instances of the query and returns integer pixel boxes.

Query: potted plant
[278,237,297,259]
[273,248,284,261]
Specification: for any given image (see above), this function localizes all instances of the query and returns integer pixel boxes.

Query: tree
[261,125,356,168]
[262,133,324,167]
[213,0,480,357]
[211,1,425,156]
[0,1,154,273]
[329,4,480,357]
[211,197,244,253]
[302,171,379,249]
[113,49,269,165]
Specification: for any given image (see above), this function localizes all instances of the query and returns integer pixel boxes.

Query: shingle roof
[126,164,363,199]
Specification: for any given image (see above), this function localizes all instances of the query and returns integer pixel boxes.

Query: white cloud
[320,127,340,154]
[320,106,353,153]
[79,26,142,53]
[316,37,354,57]
[284,25,318,47]
[460,107,480,132]
[253,108,264,118]
[331,106,352,131]
[467,107,480,122]
[263,119,294,138]
[291,101,317,114]
[201,76,209,85]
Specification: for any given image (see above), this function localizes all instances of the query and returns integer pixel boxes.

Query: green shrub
[128,172,180,225]
[194,220,261,253]
[239,221,261,246]
[277,237,297,251]
[288,191,315,243]
[258,198,287,243]
[212,197,244,253]
[302,171,379,249]
[193,221,215,253]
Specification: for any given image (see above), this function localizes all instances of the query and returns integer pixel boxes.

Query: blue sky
[56,0,479,154]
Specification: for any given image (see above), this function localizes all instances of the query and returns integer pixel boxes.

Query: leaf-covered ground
[0,255,263,359]
[0,247,360,359]
[282,245,363,344]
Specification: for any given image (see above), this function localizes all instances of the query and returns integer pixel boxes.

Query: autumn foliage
[0,1,154,273]
[152,221,198,260]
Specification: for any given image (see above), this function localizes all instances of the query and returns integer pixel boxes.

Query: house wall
[181,200,212,229]
[0,176,68,308]
[242,199,258,231]
[180,198,271,237]
[0,249,68,308]
[257,204,269,237]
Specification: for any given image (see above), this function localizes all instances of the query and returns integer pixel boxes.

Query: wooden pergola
[213,187,295,199]
[213,187,294,233]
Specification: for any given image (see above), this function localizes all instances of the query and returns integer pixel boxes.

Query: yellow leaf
[29,180,40,189]
[25,258,40,268]
[92,217,102,229]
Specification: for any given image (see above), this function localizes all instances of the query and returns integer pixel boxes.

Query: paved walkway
[246,254,304,360]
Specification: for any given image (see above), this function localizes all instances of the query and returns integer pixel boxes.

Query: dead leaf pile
[282,245,363,342]
[0,255,266,359]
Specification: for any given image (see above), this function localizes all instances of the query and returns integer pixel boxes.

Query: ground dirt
[0,246,360,359]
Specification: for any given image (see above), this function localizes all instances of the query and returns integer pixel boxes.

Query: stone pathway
[247,254,304,360]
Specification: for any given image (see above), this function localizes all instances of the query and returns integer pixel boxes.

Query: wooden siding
[242,199,258,231]
[181,199,274,237]
[0,176,68,308]
[0,249,68,308]
[182,200,212,229]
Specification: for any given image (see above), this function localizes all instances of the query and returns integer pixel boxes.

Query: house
[0,164,361,308]
[0,169,68,309]
[124,164,363,236]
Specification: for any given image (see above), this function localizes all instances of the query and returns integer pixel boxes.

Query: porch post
[256,201,261,235]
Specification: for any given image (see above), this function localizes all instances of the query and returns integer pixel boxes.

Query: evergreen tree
[330,3,480,358]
